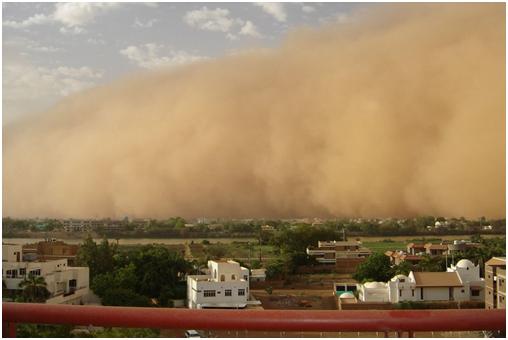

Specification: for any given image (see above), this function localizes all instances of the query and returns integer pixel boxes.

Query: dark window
[411,289,414,297]
[204,290,216,297]
[471,289,480,297]
[19,268,26,276]
[399,289,402,297]
[29,269,41,277]
[238,289,245,296]
[69,279,77,290]
[225,289,232,297]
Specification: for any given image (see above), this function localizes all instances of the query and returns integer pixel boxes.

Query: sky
[3,2,361,125]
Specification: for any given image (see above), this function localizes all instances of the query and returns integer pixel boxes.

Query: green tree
[19,276,50,303]
[90,327,159,337]
[100,288,150,307]
[393,260,412,276]
[417,255,446,272]
[353,253,394,283]
[77,236,117,280]
[131,245,191,301]
[17,324,72,338]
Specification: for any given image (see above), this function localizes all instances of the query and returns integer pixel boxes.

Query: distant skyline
[3,2,361,124]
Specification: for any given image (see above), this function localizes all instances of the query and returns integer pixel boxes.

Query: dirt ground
[251,289,337,310]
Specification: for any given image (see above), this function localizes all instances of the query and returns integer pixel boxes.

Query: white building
[359,259,484,303]
[2,244,89,304]
[187,260,249,309]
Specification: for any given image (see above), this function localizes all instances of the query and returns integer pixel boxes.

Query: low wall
[338,299,485,310]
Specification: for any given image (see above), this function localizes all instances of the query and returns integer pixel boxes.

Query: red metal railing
[2,303,506,338]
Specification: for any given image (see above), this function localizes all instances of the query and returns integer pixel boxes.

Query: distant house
[358,259,484,304]
[385,250,423,266]
[187,260,250,309]
[260,225,275,232]
[22,239,79,266]
[306,241,372,264]
[407,243,426,255]
[306,241,372,274]
[250,269,266,282]
[424,243,449,256]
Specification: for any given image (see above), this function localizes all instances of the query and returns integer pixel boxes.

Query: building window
[238,289,245,296]
[461,289,465,293]
[29,269,41,277]
[220,274,225,282]
[19,268,26,276]
[399,289,402,297]
[232,274,237,280]
[471,289,480,297]
[204,290,216,297]
[244,275,248,281]
[6,270,15,278]
[225,289,232,296]
[399,279,405,283]
[411,289,414,297]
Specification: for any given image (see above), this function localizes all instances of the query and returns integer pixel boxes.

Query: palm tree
[19,276,50,303]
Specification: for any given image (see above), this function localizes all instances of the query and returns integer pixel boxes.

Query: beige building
[306,241,372,264]
[485,257,506,309]
[22,239,79,266]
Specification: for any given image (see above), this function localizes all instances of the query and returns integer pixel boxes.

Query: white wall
[188,260,250,309]
[422,287,450,301]
[3,258,89,302]
[2,244,22,262]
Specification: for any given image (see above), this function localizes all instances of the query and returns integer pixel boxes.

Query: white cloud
[184,6,263,40]
[302,5,315,13]
[59,26,86,35]
[226,33,238,41]
[3,13,51,28]
[120,43,206,70]
[254,3,287,22]
[133,17,158,28]
[4,37,62,53]
[87,37,106,45]
[3,3,119,31]
[239,21,261,38]
[53,3,118,27]
[3,61,104,115]
[183,7,235,33]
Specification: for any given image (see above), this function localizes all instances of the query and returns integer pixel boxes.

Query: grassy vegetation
[362,240,408,253]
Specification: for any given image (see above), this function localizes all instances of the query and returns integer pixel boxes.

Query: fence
[2,302,505,338]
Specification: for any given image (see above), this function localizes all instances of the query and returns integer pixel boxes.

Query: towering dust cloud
[3,4,505,219]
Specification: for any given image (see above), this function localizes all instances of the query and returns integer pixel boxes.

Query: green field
[362,240,408,253]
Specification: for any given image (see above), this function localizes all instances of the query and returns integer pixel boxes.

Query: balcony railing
[2,302,505,338]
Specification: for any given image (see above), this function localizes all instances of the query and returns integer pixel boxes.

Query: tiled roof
[413,272,462,287]
[485,257,506,266]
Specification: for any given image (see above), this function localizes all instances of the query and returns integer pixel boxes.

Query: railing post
[3,322,16,338]
[9,322,17,338]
